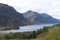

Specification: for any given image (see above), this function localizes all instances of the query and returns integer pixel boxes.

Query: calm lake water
[0,23,57,33]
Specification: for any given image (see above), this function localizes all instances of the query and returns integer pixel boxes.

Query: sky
[0,0,60,19]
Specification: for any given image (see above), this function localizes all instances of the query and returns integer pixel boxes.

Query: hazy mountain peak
[27,10,33,12]
[25,10,39,14]
[23,11,60,24]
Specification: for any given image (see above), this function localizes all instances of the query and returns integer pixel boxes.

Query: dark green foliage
[32,31,36,38]
[36,29,42,34]
[55,24,60,26]
[36,26,49,35]
[41,26,49,33]
[0,26,49,39]
[5,34,10,39]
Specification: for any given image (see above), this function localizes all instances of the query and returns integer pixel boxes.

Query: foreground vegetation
[45,24,60,40]
[0,26,49,40]
[0,24,60,40]
[35,24,60,40]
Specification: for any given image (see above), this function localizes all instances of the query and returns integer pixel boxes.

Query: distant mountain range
[23,10,60,24]
[0,3,60,30]
[57,19,60,21]
[0,3,28,30]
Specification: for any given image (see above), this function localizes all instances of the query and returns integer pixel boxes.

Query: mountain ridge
[0,3,28,30]
[23,10,60,24]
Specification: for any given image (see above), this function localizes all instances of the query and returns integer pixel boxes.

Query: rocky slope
[23,10,60,24]
[0,3,28,30]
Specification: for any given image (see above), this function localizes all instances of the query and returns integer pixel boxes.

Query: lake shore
[0,23,57,33]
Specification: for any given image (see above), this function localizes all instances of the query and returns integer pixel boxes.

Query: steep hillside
[45,25,60,40]
[35,24,60,40]
[0,3,28,30]
[23,10,59,24]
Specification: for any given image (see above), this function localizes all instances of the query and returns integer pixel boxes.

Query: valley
[0,3,60,40]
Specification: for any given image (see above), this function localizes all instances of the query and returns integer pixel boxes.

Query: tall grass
[45,25,60,40]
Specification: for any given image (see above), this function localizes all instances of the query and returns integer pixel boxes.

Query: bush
[41,26,49,33]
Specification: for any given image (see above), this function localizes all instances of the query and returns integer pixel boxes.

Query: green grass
[45,25,60,40]
[35,24,60,40]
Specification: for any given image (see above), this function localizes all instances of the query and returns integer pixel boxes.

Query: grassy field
[35,24,60,40]
[45,25,60,40]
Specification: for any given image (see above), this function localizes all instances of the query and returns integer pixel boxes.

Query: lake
[0,23,57,33]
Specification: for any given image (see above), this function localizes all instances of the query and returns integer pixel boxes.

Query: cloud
[0,0,60,19]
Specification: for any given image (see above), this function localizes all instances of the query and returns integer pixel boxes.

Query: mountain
[0,3,28,30]
[23,10,60,24]
[57,19,60,22]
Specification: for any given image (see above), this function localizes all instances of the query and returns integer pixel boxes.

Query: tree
[32,31,36,38]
